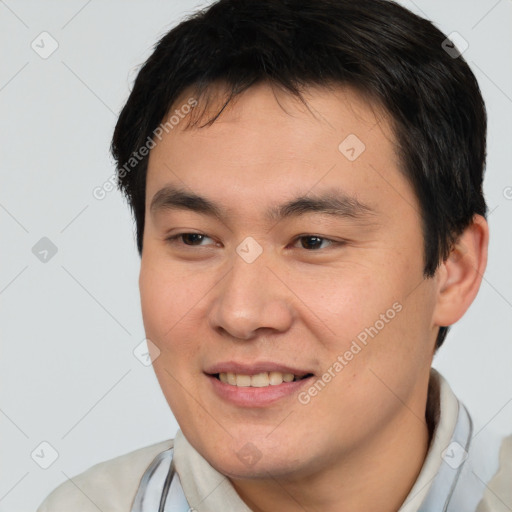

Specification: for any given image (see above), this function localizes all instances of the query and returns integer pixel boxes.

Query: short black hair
[111,0,487,350]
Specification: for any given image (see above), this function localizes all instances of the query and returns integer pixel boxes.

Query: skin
[139,82,488,512]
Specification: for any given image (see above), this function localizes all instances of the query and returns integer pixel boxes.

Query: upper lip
[204,361,313,377]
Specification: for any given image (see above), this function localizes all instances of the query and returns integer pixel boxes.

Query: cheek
[139,258,200,355]
[297,263,399,347]
[139,262,204,413]
[305,257,431,387]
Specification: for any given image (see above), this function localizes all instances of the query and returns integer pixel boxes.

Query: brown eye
[180,233,206,245]
[292,235,336,250]
[166,233,213,246]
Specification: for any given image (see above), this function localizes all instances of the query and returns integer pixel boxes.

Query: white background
[1,1,511,510]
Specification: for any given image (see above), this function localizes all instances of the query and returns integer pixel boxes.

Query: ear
[432,214,489,328]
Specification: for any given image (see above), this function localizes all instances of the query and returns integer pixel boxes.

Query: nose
[208,246,295,341]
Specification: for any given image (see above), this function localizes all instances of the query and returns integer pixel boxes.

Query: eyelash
[164,233,343,251]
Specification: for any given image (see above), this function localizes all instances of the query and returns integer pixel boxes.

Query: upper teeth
[219,372,298,387]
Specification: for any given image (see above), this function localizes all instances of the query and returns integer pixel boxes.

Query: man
[37,0,512,510]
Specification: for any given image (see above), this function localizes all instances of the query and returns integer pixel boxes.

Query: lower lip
[206,374,313,407]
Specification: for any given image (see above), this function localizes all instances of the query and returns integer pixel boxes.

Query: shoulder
[37,438,174,512]
[477,434,512,512]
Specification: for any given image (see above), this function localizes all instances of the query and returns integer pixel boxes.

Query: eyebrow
[149,185,377,224]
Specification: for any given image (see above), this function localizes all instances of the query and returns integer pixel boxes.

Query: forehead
[161,82,394,159]
[145,82,416,224]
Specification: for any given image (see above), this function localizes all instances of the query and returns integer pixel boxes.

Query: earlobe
[432,214,489,327]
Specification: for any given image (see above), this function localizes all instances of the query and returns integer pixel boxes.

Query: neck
[231,384,432,512]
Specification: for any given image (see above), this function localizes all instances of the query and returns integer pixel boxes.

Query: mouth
[204,362,315,406]
[212,371,314,388]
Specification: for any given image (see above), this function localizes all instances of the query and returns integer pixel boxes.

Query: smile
[216,371,313,387]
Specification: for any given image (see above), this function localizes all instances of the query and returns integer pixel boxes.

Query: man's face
[140,83,438,479]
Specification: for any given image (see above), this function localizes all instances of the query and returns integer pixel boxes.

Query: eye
[165,233,343,251]
[165,232,216,247]
[290,235,338,250]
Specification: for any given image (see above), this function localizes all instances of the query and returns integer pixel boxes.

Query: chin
[212,450,307,481]
[191,429,309,480]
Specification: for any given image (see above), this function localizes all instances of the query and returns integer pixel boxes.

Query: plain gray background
[1,1,511,510]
